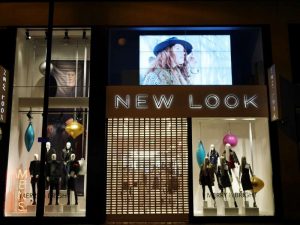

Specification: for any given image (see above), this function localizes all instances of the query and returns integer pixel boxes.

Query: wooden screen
[106,118,189,216]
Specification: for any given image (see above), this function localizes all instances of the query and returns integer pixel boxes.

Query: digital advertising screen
[139,35,232,85]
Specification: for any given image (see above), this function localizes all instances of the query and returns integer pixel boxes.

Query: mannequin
[239,156,257,207]
[223,143,241,189]
[46,141,56,163]
[66,153,80,205]
[217,156,238,207]
[207,144,219,173]
[62,142,75,189]
[46,153,62,205]
[29,154,40,205]
[62,141,74,163]
[199,157,216,207]
[207,144,223,191]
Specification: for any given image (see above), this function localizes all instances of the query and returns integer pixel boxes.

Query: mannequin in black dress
[217,156,238,207]
[199,157,216,207]
[239,156,257,207]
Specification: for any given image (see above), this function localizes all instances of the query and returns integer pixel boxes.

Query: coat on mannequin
[223,143,241,191]
[46,141,56,164]
[29,154,40,205]
[46,153,62,205]
[62,141,74,163]
[66,153,80,205]
[199,157,216,207]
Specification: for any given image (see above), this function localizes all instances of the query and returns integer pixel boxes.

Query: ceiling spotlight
[64,30,69,40]
[25,30,31,40]
[82,30,87,40]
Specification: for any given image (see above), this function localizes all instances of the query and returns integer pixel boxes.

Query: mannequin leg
[229,186,238,207]
[55,181,59,205]
[74,188,78,205]
[31,179,36,205]
[208,185,216,207]
[49,182,53,205]
[202,185,206,201]
[251,190,257,207]
[67,188,70,205]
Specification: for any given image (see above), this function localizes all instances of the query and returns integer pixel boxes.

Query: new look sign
[106,86,268,118]
[0,66,9,123]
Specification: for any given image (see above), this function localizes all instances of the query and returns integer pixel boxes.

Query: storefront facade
[0,1,299,224]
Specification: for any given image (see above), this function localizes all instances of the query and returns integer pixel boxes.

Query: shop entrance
[106,118,189,221]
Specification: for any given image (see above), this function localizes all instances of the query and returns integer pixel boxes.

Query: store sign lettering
[115,94,258,110]
[0,66,9,123]
[107,86,268,118]
[16,169,27,212]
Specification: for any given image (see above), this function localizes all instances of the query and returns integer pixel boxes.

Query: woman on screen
[143,37,196,85]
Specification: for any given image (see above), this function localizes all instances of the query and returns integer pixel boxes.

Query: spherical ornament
[118,37,126,46]
[39,61,53,75]
[251,175,264,193]
[223,133,238,147]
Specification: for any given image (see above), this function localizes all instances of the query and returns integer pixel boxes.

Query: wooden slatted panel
[106,118,189,216]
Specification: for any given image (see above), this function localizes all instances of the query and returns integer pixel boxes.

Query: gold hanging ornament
[251,175,264,193]
[65,118,84,139]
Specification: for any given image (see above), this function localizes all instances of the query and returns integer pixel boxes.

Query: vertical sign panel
[268,65,280,121]
[0,66,9,123]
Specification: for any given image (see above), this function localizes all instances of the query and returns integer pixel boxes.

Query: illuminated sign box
[0,65,9,123]
[106,86,269,118]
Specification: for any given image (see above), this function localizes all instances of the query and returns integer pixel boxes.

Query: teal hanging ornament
[24,108,35,152]
[196,141,206,167]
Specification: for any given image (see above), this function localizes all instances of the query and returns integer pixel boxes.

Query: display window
[192,117,274,216]
[4,28,90,217]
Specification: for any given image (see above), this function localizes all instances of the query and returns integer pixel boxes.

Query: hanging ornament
[223,133,238,147]
[251,175,265,193]
[65,118,84,139]
[196,141,206,167]
[24,108,35,152]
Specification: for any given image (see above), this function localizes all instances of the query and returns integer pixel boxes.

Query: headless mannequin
[66,153,80,205]
[199,157,216,207]
[239,156,257,207]
[29,154,40,205]
[217,156,238,207]
[46,153,62,205]
[223,143,241,190]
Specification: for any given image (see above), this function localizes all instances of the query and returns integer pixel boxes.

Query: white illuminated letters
[153,95,174,109]
[244,95,258,108]
[205,94,220,109]
[115,95,130,109]
[224,94,239,109]
[136,94,148,109]
[113,93,260,111]
[189,95,202,109]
